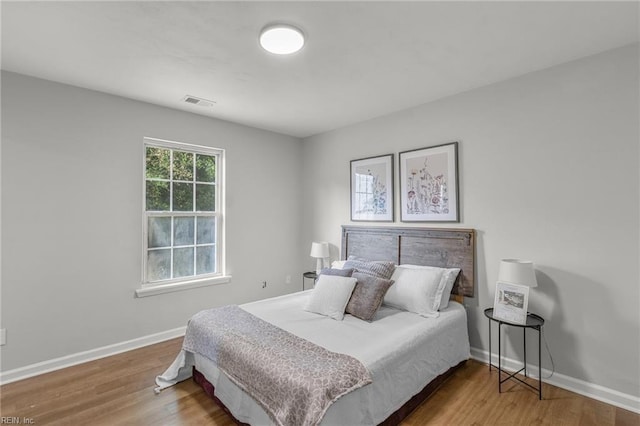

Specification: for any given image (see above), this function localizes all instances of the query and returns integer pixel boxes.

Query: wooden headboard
[341,226,475,297]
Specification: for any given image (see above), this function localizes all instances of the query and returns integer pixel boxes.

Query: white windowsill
[135,275,232,298]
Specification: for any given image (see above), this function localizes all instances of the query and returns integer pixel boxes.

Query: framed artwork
[350,154,394,222]
[399,142,459,222]
[493,282,530,325]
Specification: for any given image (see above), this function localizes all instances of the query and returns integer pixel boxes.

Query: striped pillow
[344,256,395,280]
[320,267,354,277]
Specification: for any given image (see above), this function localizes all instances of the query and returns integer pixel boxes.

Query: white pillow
[304,275,357,320]
[438,267,461,310]
[384,265,445,317]
[392,264,461,310]
[331,260,347,269]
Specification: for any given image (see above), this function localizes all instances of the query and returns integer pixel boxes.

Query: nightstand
[484,307,545,399]
[302,271,318,291]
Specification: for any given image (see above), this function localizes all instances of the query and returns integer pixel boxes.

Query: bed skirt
[192,359,467,426]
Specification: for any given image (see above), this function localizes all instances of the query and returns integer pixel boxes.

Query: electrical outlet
[1,329,6,346]
[285,275,291,284]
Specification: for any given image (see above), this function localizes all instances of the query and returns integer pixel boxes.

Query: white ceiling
[2,1,638,138]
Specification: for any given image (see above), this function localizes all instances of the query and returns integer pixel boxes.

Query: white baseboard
[470,346,640,414]
[0,326,186,385]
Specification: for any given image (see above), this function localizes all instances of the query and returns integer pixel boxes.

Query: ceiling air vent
[183,95,216,107]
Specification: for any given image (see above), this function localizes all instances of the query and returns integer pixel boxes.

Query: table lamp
[498,259,538,288]
[310,242,329,274]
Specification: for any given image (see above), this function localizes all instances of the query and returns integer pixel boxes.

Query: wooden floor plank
[1,337,638,425]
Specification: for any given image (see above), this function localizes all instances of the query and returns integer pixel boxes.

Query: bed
[157,226,475,426]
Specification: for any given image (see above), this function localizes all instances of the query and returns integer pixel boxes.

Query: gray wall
[301,45,639,397]
[1,71,303,370]
[2,44,639,400]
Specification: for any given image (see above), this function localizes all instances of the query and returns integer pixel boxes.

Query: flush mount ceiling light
[259,24,305,55]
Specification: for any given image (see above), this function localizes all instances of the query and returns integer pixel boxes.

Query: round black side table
[484,307,545,400]
[302,271,318,291]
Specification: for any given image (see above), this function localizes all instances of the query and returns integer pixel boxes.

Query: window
[354,172,375,214]
[138,138,227,296]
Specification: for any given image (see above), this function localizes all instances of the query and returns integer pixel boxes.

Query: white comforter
[157,290,470,425]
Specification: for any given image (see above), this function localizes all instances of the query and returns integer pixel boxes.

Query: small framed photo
[350,154,394,222]
[493,282,530,324]
[399,142,459,222]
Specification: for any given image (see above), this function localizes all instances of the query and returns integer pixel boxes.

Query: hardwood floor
[1,337,638,425]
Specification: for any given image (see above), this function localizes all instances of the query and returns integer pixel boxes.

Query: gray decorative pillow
[346,272,394,321]
[344,256,395,280]
[320,267,354,277]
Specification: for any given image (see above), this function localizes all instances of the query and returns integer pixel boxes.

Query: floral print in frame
[350,154,394,222]
[400,142,459,222]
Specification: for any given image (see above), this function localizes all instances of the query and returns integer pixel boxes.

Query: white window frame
[136,137,229,297]
[354,173,375,213]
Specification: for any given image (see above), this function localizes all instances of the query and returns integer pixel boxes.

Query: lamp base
[316,258,323,275]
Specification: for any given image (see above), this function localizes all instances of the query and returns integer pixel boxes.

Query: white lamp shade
[498,259,538,288]
[310,242,329,258]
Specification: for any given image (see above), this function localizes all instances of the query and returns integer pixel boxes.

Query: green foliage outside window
[173,151,193,181]
[146,181,170,211]
[196,154,216,182]
[145,147,216,212]
[145,142,219,283]
[146,147,170,179]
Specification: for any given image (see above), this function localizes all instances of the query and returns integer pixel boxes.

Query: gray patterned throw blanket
[182,305,372,426]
